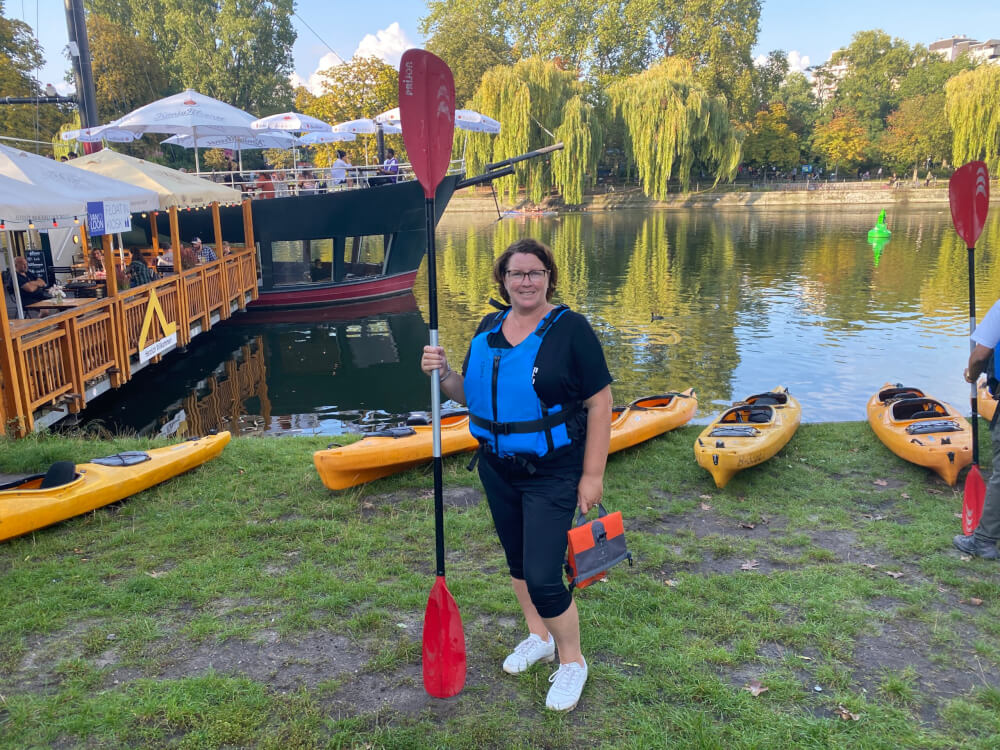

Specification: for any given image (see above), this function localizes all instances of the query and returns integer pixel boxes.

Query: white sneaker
[502,633,555,674]
[545,658,588,711]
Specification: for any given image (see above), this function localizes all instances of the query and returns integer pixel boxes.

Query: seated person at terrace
[371,149,399,186]
[191,237,217,264]
[127,248,157,287]
[157,244,175,270]
[89,247,105,277]
[13,256,49,304]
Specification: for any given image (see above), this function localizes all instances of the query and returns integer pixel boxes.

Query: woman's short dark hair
[336,149,346,158]
[492,238,557,303]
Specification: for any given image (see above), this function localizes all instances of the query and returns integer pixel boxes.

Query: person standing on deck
[420,238,613,711]
[955,298,1000,560]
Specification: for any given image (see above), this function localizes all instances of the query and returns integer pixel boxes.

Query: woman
[420,238,612,712]
[126,248,156,287]
[88,248,105,277]
[331,150,351,186]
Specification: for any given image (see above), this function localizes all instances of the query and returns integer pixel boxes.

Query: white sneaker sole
[546,698,580,712]
[502,652,554,675]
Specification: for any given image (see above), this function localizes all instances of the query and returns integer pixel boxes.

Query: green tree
[749,50,789,112]
[818,30,915,137]
[421,0,514,106]
[87,14,170,121]
[879,94,951,178]
[608,58,742,198]
[86,0,295,115]
[775,72,818,137]
[0,3,70,144]
[468,57,599,204]
[300,56,403,168]
[742,103,799,171]
[945,64,1000,174]
[813,109,869,173]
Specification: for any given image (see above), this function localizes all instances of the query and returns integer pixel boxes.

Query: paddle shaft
[425,196,446,576]
[968,244,980,465]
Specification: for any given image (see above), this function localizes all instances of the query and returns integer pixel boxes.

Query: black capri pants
[477,446,583,619]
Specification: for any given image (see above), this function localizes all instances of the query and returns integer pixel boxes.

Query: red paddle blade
[399,49,456,199]
[963,464,986,535]
[422,575,466,697]
[949,161,990,248]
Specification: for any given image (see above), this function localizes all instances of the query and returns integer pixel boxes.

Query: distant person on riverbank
[420,238,613,712]
[956,300,1000,560]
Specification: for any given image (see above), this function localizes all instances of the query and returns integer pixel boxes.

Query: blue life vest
[465,305,581,457]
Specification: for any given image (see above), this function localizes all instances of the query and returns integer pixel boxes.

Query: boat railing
[0,248,258,435]
[193,158,466,200]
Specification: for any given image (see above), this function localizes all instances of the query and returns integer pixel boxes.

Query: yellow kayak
[977,380,997,423]
[314,390,698,491]
[694,387,801,488]
[866,384,971,485]
[0,432,231,542]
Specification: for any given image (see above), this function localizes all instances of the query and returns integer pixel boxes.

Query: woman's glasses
[505,269,549,283]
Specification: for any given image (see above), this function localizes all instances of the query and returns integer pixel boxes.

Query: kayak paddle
[398,48,466,698]
[948,161,990,535]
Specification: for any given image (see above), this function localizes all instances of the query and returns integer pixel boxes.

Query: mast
[64,0,99,130]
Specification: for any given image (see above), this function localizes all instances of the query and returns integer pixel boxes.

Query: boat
[866,384,972,485]
[132,146,553,310]
[693,387,801,488]
[314,390,698,491]
[0,432,230,541]
[978,380,997,423]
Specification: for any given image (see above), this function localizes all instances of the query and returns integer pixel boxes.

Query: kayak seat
[746,392,788,406]
[747,406,773,423]
[879,386,924,403]
[906,420,963,435]
[892,398,946,421]
[40,461,77,489]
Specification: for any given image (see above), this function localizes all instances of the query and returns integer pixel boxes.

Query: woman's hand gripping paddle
[399,48,465,698]
[949,161,990,534]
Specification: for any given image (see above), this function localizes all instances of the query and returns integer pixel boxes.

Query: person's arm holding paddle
[421,345,465,404]
[577,385,612,514]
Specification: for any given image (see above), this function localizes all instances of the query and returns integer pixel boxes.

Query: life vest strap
[469,401,582,436]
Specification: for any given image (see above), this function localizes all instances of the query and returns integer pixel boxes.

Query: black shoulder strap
[535,304,569,338]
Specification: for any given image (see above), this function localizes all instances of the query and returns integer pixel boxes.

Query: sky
[17,0,1000,99]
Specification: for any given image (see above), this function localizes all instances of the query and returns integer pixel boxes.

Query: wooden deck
[0,248,259,435]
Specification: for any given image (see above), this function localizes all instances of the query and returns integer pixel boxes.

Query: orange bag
[564,504,632,590]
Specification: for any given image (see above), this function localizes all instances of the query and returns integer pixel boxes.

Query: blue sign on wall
[87,201,105,236]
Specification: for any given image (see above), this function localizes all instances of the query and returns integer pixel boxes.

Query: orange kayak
[314,389,698,491]
[0,432,231,542]
[694,387,801,488]
[977,380,997,423]
[866,384,971,485]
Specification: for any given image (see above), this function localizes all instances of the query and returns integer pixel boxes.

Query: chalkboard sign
[25,248,52,285]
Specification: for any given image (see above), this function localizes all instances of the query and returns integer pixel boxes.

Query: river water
[77,205,1000,437]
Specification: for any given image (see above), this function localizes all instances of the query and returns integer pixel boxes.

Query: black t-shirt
[16,270,48,304]
[462,306,612,408]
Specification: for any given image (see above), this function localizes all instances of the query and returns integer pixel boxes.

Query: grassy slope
[0,424,998,749]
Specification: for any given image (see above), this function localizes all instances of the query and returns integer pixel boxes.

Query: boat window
[270,235,390,286]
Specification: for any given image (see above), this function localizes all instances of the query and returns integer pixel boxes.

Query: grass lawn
[1,423,999,749]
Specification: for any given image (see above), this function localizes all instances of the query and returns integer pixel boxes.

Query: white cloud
[289,52,342,96]
[755,50,811,74]
[787,51,810,74]
[289,23,414,96]
[353,22,413,66]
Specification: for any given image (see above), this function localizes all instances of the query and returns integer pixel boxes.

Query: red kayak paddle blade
[422,575,466,698]
[949,161,990,248]
[399,49,456,199]
[963,464,986,535]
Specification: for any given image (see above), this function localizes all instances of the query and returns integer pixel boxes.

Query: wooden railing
[0,248,257,435]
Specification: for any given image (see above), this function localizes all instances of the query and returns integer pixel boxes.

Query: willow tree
[608,59,741,199]
[468,57,599,205]
[946,65,1000,174]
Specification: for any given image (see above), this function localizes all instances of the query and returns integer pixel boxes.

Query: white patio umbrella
[333,118,401,135]
[251,112,333,133]
[375,107,500,134]
[296,130,357,146]
[162,132,298,173]
[112,89,258,172]
[62,122,139,143]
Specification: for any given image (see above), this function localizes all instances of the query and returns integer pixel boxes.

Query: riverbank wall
[446,183,1000,214]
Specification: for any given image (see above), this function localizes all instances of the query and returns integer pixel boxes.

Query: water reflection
[76,206,1000,434]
